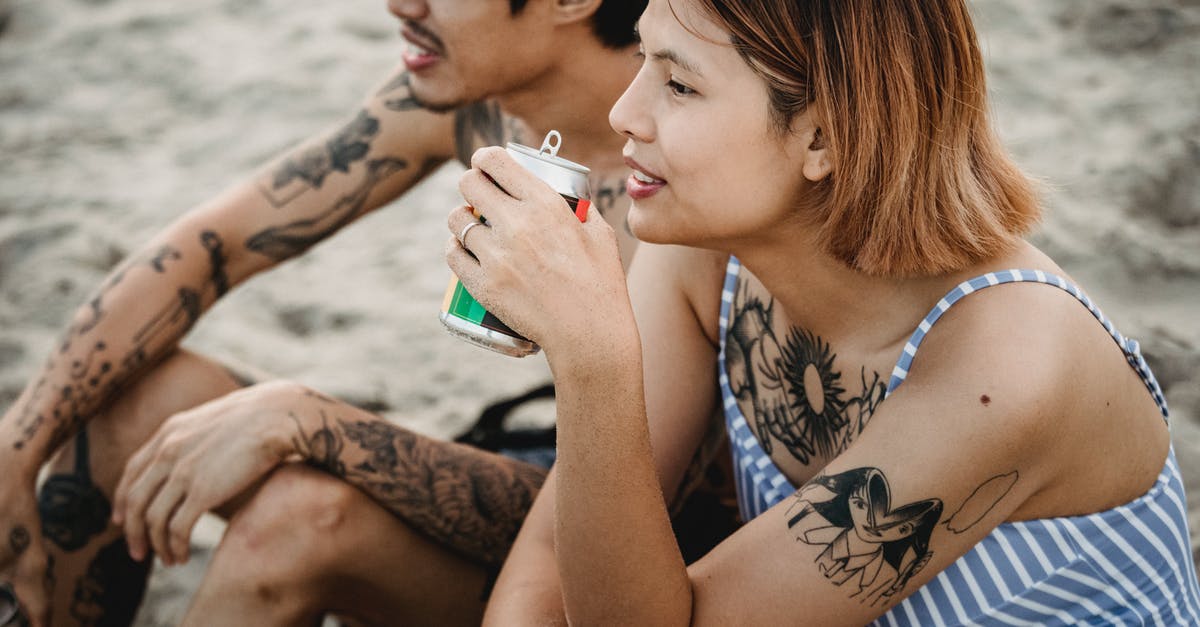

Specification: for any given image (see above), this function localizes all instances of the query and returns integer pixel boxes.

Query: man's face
[387,0,559,111]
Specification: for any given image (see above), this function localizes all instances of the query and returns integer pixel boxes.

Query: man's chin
[407,80,468,114]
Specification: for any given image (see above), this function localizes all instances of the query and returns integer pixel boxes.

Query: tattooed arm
[0,63,454,621]
[111,379,545,568]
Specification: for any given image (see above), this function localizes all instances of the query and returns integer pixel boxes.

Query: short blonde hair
[692,0,1041,277]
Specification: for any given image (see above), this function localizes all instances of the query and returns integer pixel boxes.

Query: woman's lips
[624,157,666,200]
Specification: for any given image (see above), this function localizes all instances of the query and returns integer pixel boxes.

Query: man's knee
[220,465,361,569]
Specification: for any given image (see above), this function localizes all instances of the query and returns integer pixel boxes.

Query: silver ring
[458,220,484,248]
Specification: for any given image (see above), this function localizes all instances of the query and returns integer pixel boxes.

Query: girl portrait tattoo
[786,467,941,605]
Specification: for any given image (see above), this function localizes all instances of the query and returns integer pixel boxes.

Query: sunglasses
[0,583,27,627]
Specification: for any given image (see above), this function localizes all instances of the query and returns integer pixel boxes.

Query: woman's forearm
[549,343,693,625]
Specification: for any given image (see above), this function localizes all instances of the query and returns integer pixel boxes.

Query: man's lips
[401,24,444,57]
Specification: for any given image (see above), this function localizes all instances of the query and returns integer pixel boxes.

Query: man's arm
[0,64,455,623]
[0,63,453,467]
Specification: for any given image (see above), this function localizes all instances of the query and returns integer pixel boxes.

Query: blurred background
[0,0,1197,624]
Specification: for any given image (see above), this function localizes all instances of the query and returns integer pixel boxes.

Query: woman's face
[609,0,828,248]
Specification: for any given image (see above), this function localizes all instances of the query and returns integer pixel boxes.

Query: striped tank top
[716,257,1200,625]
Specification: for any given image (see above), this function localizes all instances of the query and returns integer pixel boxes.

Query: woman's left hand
[446,146,635,362]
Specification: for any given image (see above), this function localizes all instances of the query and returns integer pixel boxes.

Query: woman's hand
[446,147,637,365]
[111,380,300,566]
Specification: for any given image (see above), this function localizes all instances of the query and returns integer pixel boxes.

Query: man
[0,1,715,624]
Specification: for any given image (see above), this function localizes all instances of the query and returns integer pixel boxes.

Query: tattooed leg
[189,463,538,627]
[37,350,252,627]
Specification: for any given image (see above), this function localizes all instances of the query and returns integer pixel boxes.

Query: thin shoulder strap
[886,269,1169,419]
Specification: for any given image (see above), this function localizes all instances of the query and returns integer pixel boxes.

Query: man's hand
[111,381,299,566]
[0,463,51,627]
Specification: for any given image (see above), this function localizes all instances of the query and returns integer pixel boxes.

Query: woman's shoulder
[629,244,731,344]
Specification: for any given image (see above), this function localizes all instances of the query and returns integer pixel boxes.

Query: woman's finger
[447,205,496,259]
[469,146,545,202]
[458,167,519,226]
[143,477,187,565]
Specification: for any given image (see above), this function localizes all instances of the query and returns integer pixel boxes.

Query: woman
[449,0,1200,624]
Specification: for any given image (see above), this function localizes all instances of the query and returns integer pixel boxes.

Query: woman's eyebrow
[651,49,703,77]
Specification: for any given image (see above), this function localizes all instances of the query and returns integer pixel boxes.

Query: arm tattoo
[200,230,230,297]
[292,410,546,567]
[260,109,383,207]
[246,157,407,260]
[376,72,421,112]
[942,472,1019,534]
[786,467,942,605]
[10,232,222,452]
[725,279,885,465]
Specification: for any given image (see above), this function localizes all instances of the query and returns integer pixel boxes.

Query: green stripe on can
[447,281,487,324]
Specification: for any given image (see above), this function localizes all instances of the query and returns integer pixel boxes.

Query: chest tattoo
[726,278,886,465]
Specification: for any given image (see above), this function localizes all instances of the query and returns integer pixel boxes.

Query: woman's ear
[802,127,832,182]
[554,0,603,26]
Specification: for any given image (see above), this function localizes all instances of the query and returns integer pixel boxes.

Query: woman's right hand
[0,459,51,627]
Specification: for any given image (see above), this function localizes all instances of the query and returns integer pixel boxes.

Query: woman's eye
[667,78,695,97]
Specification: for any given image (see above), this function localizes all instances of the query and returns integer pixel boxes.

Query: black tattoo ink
[69,538,151,627]
[291,412,347,476]
[39,429,112,552]
[291,408,545,568]
[8,526,30,557]
[340,420,399,473]
[592,178,627,218]
[376,72,411,96]
[247,157,407,260]
[199,230,230,297]
[786,468,942,605]
[454,101,505,166]
[381,73,421,111]
[726,281,885,465]
[261,110,382,207]
[943,472,1018,534]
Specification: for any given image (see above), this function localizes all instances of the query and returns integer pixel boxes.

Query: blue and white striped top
[716,257,1200,625]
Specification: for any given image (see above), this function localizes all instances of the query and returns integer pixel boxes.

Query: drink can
[440,130,591,357]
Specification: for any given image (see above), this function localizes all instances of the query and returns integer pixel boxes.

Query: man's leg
[38,349,248,626]
[187,464,503,627]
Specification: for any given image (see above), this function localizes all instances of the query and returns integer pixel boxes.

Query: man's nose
[387,0,429,21]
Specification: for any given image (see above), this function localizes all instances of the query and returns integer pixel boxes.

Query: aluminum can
[440,131,591,357]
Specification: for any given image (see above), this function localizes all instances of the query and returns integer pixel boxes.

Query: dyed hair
[690,0,1040,277]
[510,0,646,49]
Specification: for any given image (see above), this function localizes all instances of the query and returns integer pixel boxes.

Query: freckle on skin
[980,394,991,406]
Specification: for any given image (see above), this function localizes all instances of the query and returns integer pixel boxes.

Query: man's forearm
[287,390,546,567]
[0,223,234,463]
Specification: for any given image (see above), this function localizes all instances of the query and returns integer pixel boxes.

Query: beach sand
[0,0,1197,624]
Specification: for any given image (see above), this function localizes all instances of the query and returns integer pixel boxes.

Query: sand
[0,0,1196,624]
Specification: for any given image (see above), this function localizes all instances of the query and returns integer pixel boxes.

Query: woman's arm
[454,150,725,623]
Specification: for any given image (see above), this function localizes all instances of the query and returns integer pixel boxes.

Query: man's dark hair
[509,0,645,48]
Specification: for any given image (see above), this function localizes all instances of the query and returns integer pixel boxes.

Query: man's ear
[553,0,602,26]
[802,127,832,182]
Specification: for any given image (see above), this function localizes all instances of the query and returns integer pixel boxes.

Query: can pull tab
[539,130,562,158]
